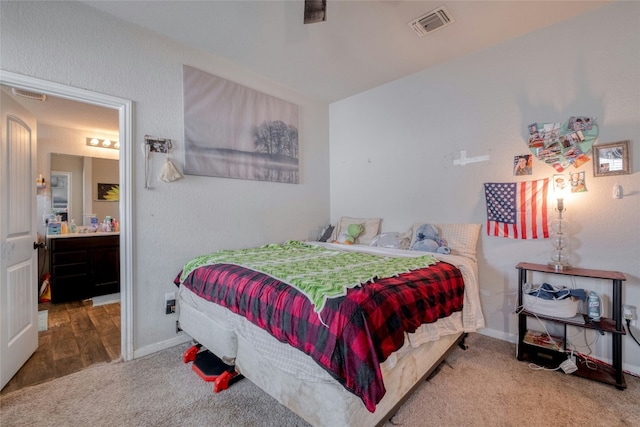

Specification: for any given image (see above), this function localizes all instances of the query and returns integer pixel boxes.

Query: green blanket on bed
[180,240,438,313]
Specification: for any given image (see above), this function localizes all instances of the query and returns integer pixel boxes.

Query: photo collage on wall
[514,116,598,194]
[527,116,597,173]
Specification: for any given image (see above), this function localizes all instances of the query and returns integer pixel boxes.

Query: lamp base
[548,261,571,271]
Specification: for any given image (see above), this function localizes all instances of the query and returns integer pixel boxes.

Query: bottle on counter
[61,221,68,234]
[90,216,99,232]
[69,219,77,233]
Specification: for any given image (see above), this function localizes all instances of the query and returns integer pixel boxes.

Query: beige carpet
[1,333,638,426]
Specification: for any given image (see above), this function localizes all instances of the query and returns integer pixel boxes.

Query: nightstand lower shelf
[517,343,627,389]
[573,355,627,389]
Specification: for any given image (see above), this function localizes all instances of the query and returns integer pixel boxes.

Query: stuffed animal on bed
[411,224,451,254]
[336,223,365,245]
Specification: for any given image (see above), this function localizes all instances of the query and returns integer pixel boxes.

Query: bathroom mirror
[592,140,630,177]
[50,153,118,224]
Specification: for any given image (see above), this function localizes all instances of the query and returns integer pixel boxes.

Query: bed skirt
[178,285,465,426]
[236,327,463,427]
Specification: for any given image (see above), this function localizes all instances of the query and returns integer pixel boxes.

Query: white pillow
[329,216,382,245]
[409,223,481,262]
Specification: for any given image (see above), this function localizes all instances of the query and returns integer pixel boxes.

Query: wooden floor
[1,300,120,395]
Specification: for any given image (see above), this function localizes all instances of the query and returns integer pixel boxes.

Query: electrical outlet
[165,299,176,314]
[623,305,637,327]
[165,292,176,315]
[623,305,637,320]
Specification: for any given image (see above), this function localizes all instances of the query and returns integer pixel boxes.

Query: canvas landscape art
[182,65,299,184]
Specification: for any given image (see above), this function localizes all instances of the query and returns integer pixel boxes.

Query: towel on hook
[159,158,183,183]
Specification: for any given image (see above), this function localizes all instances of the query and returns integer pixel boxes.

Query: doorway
[0,71,133,386]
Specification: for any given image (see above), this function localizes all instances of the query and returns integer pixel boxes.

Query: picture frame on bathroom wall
[592,140,630,177]
[97,183,119,201]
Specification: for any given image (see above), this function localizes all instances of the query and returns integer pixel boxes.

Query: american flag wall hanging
[484,179,550,239]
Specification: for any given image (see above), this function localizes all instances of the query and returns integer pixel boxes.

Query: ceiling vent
[11,87,47,102]
[408,6,455,37]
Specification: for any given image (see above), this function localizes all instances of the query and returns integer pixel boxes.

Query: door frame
[0,70,134,361]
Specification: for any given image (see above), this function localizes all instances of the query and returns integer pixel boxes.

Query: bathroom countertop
[47,231,120,239]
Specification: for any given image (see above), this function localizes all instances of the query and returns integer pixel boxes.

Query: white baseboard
[624,363,640,378]
[93,293,121,306]
[477,327,517,343]
[38,310,48,332]
[133,333,192,359]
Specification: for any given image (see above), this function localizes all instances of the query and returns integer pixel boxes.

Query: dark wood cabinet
[49,234,120,303]
[516,262,627,389]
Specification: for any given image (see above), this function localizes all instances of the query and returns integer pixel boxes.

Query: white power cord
[516,285,576,373]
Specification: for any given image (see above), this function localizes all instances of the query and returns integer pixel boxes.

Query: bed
[175,222,485,426]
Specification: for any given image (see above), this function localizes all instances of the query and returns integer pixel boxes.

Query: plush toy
[411,224,450,254]
[336,223,365,244]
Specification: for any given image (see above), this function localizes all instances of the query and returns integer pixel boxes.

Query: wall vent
[11,87,47,102]
[408,6,455,37]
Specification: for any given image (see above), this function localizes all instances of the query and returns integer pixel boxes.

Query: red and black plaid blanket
[175,260,464,412]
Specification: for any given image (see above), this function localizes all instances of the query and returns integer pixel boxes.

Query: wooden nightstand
[516,262,626,389]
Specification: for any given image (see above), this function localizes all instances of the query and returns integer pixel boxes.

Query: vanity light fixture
[86,137,119,150]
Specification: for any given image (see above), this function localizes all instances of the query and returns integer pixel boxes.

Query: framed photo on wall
[97,183,119,201]
[592,140,630,177]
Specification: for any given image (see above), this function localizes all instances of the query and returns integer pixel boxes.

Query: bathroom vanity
[48,232,120,303]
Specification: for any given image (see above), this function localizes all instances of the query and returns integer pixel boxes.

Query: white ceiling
[3,1,611,134]
[1,85,120,135]
[84,0,610,103]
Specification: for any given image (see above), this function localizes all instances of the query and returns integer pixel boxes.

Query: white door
[0,93,38,390]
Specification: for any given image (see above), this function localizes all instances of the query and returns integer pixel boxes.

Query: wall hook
[145,136,173,153]
[453,150,490,166]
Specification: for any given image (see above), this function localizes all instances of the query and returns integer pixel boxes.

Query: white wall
[330,3,640,374]
[1,2,330,353]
